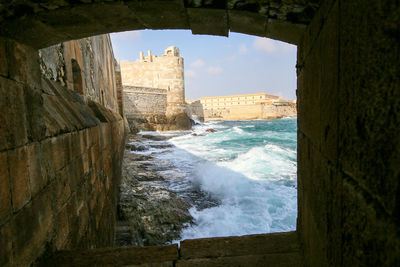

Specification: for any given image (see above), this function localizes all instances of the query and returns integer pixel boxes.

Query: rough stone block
[78,129,89,155]
[319,0,339,164]
[51,135,69,172]
[40,138,56,181]
[36,6,109,43]
[5,38,41,89]
[40,245,178,266]
[82,152,90,175]
[297,27,322,148]
[228,10,266,37]
[266,19,306,45]
[0,221,13,266]
[187,8,228,36]
[11,188,53,266]
[8,146,31,212]
[0,152,11,223]
[126,1,187,30]
[176,252,303,267]
[52,169,72,212]
[27,142,47,197]
[1,16,69,50]
[180,232,299,259]
[0,77,28,151]
[54,205,70,250]
[297,133,342,266]
[338,0,400,215]
[0,37,7,77]
[342,179,400,266]
[298,0,336,62]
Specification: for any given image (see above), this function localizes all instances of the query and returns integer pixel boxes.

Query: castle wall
[120,47,185,116]
[0,35,125,266]
[123,86,167,118]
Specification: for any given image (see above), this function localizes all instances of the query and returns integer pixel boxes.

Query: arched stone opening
[0,0,399,266]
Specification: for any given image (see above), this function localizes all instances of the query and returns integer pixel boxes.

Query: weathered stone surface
[228,10,267,37]
[0,1,320,49]
[26,142,47,197]
[0,33,126,266]
[0,37,7,76]
[8,147,31,212]
[342,179,400,266]
[176,252,303,267]
[0,152,11,223]
[126,0,188,30]
[0,221,13,266]
[11,187,53,266]
[180,231,300,259]
[39,245,178,267]
[267,19,306,45]
[0,77,28,151]
[187,8,229,36]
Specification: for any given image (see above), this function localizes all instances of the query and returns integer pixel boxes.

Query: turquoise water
[141,118,297,239]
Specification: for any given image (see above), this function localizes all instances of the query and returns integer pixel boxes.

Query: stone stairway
[38,231,303,267]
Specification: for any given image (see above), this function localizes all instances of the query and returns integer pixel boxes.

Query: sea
[137,117,298,241]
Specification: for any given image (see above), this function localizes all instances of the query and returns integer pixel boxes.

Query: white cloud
[238,44,248,55]
[185,69,197,78]
[206,66,223,74]
[253,37,296,53]
[190,59,205,68]
[111,30,142,40]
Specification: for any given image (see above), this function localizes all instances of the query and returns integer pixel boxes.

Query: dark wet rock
[154,150,173,155]
[149,143,174,149]
[130,144,147,151]
[117,140,193,246]
[140,134,171,141]
[206,128,216,133]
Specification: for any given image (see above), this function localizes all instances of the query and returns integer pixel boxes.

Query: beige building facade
[187,93,296,121]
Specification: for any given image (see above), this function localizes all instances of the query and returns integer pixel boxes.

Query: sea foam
[152,118,298,240]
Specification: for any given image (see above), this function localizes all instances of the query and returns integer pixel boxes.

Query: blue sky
[111,30,297,100]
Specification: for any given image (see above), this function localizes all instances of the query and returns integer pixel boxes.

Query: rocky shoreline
[115,134,193,246]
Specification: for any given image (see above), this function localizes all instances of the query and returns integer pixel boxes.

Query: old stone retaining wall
[123,86,167,118]
[0,35,125,266]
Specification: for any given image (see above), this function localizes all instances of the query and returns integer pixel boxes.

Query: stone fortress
[120,46,191,131]
[122,46,296,125]
[187,92,297,121]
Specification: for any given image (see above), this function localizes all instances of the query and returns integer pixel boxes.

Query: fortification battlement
[139,46,180,62]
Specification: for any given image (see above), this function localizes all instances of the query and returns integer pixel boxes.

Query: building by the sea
[186,92,296,121]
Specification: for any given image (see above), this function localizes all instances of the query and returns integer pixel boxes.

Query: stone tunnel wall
[297,0,400,266]
[0,35,125,266]
[39,34,120,114]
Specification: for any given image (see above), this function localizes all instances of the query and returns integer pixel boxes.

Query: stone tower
[162,46,185,117]
[120,46,191,130]
[119,46,186,117]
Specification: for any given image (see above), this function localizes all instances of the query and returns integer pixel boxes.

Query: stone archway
[1,0,399,266]
[0,1,319,49]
